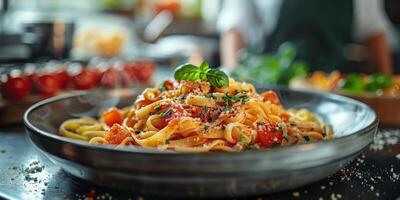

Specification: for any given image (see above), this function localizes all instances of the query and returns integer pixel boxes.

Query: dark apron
[265,0,360,73]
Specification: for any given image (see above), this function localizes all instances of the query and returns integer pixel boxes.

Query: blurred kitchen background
[0,0,221,65]
[1,0,400,124]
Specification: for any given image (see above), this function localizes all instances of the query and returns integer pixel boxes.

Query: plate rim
[23,88,379,156]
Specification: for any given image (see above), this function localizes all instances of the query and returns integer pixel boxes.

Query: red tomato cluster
[123,61,155,84]
[0,60,156,101]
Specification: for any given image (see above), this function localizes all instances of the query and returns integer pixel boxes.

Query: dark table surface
[0,125,399,200]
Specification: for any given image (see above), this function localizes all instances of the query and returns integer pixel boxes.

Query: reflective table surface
[0,126,399,200]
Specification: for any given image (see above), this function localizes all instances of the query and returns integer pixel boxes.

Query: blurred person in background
[218,0,393,74]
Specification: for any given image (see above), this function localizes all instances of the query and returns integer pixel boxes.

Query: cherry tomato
[72,69,96,90]
[102,108,123,127]
[33,74,60,96]
[256,125,283,148]
[1,76,30,101]
[54,70,70,89]
[261,91,281,104]
[124,61,155,84]
[138,61,155,83]
[100,68,120,88]
[106,124,130,145]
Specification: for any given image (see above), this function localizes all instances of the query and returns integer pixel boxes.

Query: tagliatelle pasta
[59,78,333,152]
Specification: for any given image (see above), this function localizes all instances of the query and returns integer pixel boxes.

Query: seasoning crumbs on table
[292,191,300,197]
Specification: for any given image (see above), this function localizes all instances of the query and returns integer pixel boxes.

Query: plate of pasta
[24,62,378,197]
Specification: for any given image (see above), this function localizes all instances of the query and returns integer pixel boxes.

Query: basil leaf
[206,69,229,88]
[174,63,201,81]
[199,61,210,81]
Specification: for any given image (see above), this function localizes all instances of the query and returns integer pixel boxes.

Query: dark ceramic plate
[24,88,378,197]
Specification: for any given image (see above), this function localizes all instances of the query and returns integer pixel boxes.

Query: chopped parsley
[240,96,249,104]
[210,94,217,100]
[161,108,173,117]
[223,107,231,113]
[165,139,170,144]
[257,121,266,125]
[211,118,216,122]
[204,124,210,130]
[203,106,208,113]
[284,136,289,142]
[154,105,162,111]
[241,90,248,94]
[222,94,233,107]
[230,96,240,101]
[303,135,310,141]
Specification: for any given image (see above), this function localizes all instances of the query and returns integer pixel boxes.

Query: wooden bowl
[344,94,400,127]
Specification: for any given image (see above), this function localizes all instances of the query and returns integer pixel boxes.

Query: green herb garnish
[230,96,240,101]
[223,107,231,113]
[174,61,229,88]
[240,96,249,104]
[154,105,162,111]
[303,135,310,141]
[257,122,266,125]
[204,124,210,130]
[161,108,173,118]
[284,136,289,142]
[240,135,247,143]
[223,93,233,107]
[165,139,170,144]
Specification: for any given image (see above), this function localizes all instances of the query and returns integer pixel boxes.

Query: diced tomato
[102,108,123,127]
[106,124,130,144]
[32,74,60,96]
[280,113,290,121]
[134,97,152,109]
[261,91,281,104]
[1,76,31,101]
[256,125,283,148]
[163,80,174,90]
[126,115,136,127]
[190,106,203,117]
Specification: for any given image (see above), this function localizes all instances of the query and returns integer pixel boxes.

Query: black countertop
[0,126,399,200]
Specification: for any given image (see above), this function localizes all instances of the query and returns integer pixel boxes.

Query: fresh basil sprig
[174,61,229,88]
